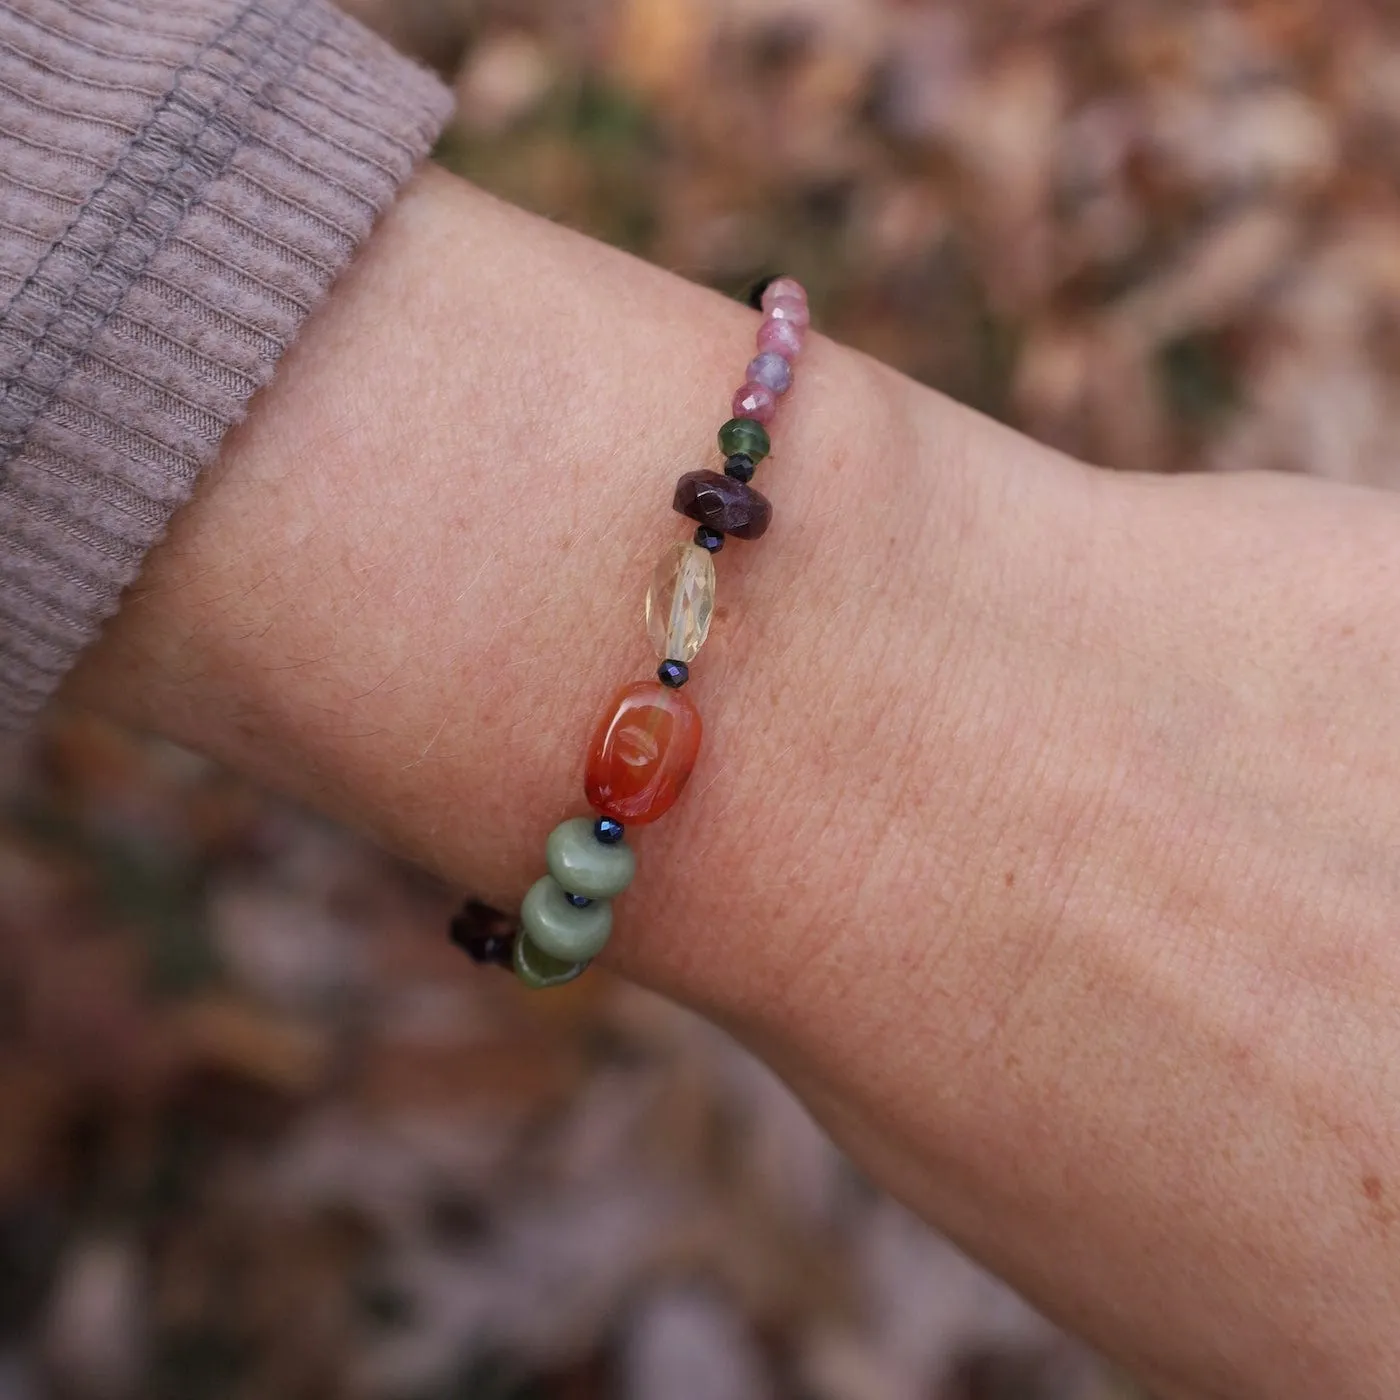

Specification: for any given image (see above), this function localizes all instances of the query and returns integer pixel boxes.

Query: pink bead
[733,381,777,424]
[761,277,808,312]
[766,295,810,329]
[757,316,805,359]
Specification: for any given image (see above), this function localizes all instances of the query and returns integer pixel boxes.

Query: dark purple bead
[724,453,755,483]
[565,892,593,908]
[594,816,626,845]
[448,900,516,969]
[673,470,772,541]
[694,525,725,553]
[657,658,689,688]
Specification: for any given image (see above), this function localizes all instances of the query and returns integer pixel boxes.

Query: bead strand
[450,277,811,987]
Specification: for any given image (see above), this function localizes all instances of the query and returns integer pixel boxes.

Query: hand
[68,165,1400,1399]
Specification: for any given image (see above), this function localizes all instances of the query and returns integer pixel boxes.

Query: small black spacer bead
[565,892,592,908]
[594,816,625,845]
[724,453,755,483]
[658,658,690,689]
[694,525,725,554]
[448,900,517,969]
[746,275,779,311]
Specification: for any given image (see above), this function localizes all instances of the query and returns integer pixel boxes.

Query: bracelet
[450,275,811,989]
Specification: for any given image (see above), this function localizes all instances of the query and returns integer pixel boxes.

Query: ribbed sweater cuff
[0,0,453,732]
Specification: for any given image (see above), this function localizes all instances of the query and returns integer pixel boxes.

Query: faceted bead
[760,277,807,312]
[657,659,689,688]
[733,381,776,424]
[718,417,770,463]
[645,541,715,663]
[546,816,636,900]
[520,874,613,962]
[766,295,810,329]
[514,933,589,990]
[747,352,792,395]
[694,525,724,554]
[584,680,703,825]
[674,470,772,541]
[724,453,755,483]
[757,316,804,360]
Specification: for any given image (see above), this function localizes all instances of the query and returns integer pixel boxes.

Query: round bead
[760,277,807,312]
[520,874,613,962]
[546,816,636,900]
[724,454,755,483]
[658,659,689,688]
[566,892,592,908]
[514,934,589,991]
[757,316,804,359]
[594,815,625,844]
[747,352,793,395]
[674,469,772,541]
[717,417,770,463]
[733,381,776,424]
[646,541,715,663]
[585,680,703,825]
[766,295,810,329]
[694,525,724,554]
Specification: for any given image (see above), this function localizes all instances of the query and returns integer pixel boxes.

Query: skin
[66,165,1400,1398]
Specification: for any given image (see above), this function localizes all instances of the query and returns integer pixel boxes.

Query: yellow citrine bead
[645,540,716,663]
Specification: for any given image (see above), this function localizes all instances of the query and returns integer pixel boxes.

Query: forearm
[67,166,1400,1397]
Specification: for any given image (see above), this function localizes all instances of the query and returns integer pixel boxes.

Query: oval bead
[520,875,613,961]
[584,680,703,825]
[645,541,715,663]
[674,470,772,541]
[513,933,589,990]
[546,816,636,900]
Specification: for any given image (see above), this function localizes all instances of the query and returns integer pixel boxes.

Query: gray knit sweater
[0,0,452,731]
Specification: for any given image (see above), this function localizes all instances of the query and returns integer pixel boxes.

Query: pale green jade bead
[513,932,589,990]
[520,875,613,962]
[546,817,636,900]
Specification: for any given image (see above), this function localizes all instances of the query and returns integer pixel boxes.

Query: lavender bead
[747,351,793,395]
[757,316,804,359]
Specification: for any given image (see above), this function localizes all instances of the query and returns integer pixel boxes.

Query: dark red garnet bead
[673,469,772,541]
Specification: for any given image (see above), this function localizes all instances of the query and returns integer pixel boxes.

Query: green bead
[718,417,770,463]
[520,874,613,962]
[546,817,636,900]
[513,932,589,990]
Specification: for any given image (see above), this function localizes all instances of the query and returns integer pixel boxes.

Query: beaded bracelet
[450,275,811,988]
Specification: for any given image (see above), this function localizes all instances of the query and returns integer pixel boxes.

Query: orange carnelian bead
[584,680,703,825]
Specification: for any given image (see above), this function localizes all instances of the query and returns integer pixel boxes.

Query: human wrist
[64,163,1065,1013]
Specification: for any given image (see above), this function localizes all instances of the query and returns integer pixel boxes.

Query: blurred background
[6,0,1400,1395]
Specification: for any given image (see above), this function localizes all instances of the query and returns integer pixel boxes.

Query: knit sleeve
[0,0,453,731]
